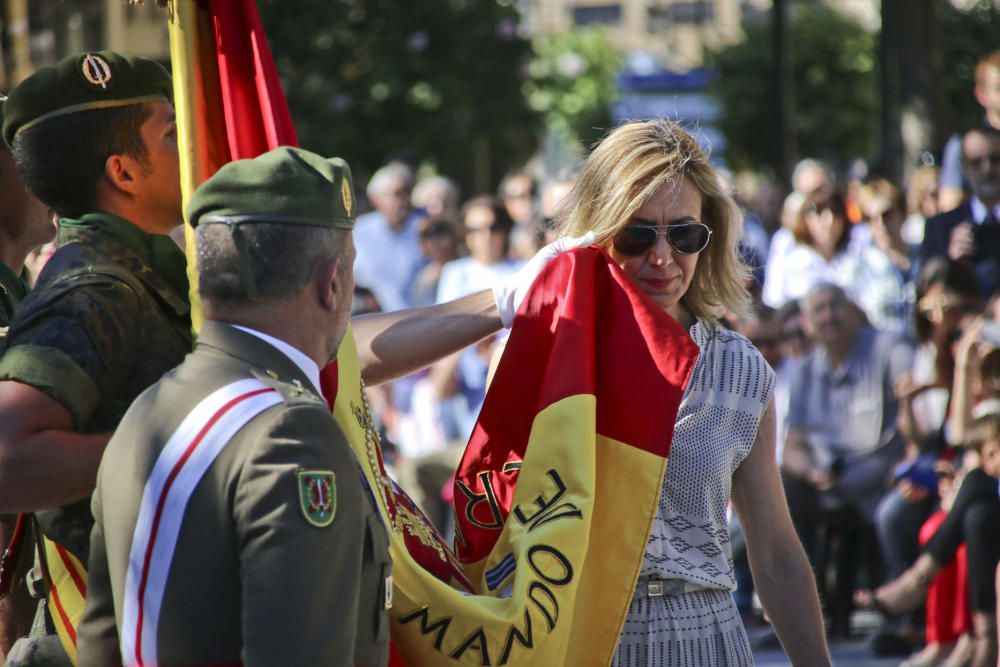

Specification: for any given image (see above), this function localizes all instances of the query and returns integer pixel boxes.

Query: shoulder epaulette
[250,368,326,408]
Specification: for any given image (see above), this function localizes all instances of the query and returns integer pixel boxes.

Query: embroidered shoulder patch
[297,469,336,527]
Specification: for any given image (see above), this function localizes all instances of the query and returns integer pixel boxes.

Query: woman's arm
[731,399,831,667]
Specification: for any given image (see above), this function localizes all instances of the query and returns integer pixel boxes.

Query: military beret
[187,146,356,230]
[2,51,172,147]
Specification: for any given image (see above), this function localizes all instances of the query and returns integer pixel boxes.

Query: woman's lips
[641,277,674,289]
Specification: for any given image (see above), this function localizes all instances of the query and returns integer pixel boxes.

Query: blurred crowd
[346,50,1000,665]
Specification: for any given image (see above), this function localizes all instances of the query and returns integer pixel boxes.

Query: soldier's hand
[492,232,595,328]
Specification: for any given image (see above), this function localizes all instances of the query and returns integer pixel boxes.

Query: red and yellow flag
[324,247,699,665]
[166,3,700,665]
[168,0,297,328]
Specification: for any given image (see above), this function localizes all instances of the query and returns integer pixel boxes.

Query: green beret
[2,51,172,147]
[187,146,356,230]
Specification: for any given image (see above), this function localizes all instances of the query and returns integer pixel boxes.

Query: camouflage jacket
[0,260,28,333]
[0,213,192,561]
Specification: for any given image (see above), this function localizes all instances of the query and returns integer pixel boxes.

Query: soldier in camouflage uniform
[0,95,56,663]
[0,52,189,666]
[79,146,390,667]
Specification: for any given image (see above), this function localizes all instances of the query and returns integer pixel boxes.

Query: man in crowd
[352,162,426,312]
[938,50,1000,211]
[781,283,914,635]
[78,147,390,667]
[922,125,1000,297]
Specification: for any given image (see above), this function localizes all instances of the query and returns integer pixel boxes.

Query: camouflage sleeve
[0,274,142,429]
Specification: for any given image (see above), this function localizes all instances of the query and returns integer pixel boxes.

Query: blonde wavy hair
[557,119,752,322]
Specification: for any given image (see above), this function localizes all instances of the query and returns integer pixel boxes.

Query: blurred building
[522,0,880,69]
[0,0,168,90]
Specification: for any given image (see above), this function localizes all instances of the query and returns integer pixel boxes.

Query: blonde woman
[557,120,830,666]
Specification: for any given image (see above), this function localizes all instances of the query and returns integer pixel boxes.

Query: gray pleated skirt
[611,588,754,667]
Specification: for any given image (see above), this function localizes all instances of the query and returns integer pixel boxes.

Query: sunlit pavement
[750,610,907,666]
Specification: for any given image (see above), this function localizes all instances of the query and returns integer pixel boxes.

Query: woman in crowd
[853,178,919,334]
[762,188,860,309]
[555,119,830,666]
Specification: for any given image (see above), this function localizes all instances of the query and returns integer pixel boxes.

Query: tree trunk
[773,0,796,186]
[880,0,946,183]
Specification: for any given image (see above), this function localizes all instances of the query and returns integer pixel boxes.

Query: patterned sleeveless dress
[612,320,776,667]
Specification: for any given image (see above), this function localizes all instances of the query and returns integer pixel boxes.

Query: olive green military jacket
[77,322,391,667]
[0,213,192,561]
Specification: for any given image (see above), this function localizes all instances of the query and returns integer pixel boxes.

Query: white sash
[120,377,283,666]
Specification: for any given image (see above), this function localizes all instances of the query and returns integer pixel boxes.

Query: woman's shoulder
[689,319,776,405]
[692,319,758,355]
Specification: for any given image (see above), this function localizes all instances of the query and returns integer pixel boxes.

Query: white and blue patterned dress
[613,320,776,667]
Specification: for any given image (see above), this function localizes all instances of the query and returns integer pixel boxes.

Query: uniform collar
[196,321,321,396]
[230,324,321,394]
[58,213,188,298]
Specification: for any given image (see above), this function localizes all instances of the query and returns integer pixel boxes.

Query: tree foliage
[940,0,1000,136]
[257,0,541,194]
[706,2,877,172]
[524,28,623,152]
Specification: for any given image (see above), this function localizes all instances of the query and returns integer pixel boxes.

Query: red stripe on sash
[49,580,77,645]
[55,544,87,597]
[133,387,276,666]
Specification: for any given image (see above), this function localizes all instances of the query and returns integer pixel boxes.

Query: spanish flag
[325,246,699,665]
[168,0,297,328]
[166,3,700,664]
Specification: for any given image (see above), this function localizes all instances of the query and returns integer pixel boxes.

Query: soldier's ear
[315,257,342,312]
[104,153,142,196]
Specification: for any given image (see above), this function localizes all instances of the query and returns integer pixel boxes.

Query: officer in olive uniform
[0,95,56,663]
[78,147,390,667]
[0,52,191,665]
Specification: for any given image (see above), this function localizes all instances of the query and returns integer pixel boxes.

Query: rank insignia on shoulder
[297,469,336,527]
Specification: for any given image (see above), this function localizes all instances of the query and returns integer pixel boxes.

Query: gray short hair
[366,163,413,199]
[196,222,347,305]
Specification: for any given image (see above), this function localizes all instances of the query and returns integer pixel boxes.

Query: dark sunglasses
[613,222,712,257]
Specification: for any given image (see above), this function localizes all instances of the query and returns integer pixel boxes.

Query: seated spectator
[854,179,919,334]
[410,218,459,308]
[763,190,863,308]
[412,174,461,226]
[903,165,940,247]
[353,162,427,311]
[869,259,981,658]
[877,413,1000,667]
[922,126,1000,298]
[781,283,915,635]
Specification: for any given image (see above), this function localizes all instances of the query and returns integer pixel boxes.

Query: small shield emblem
[297,470,336,527]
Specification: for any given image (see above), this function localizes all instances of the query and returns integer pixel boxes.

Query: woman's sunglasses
[613,222,712,257]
